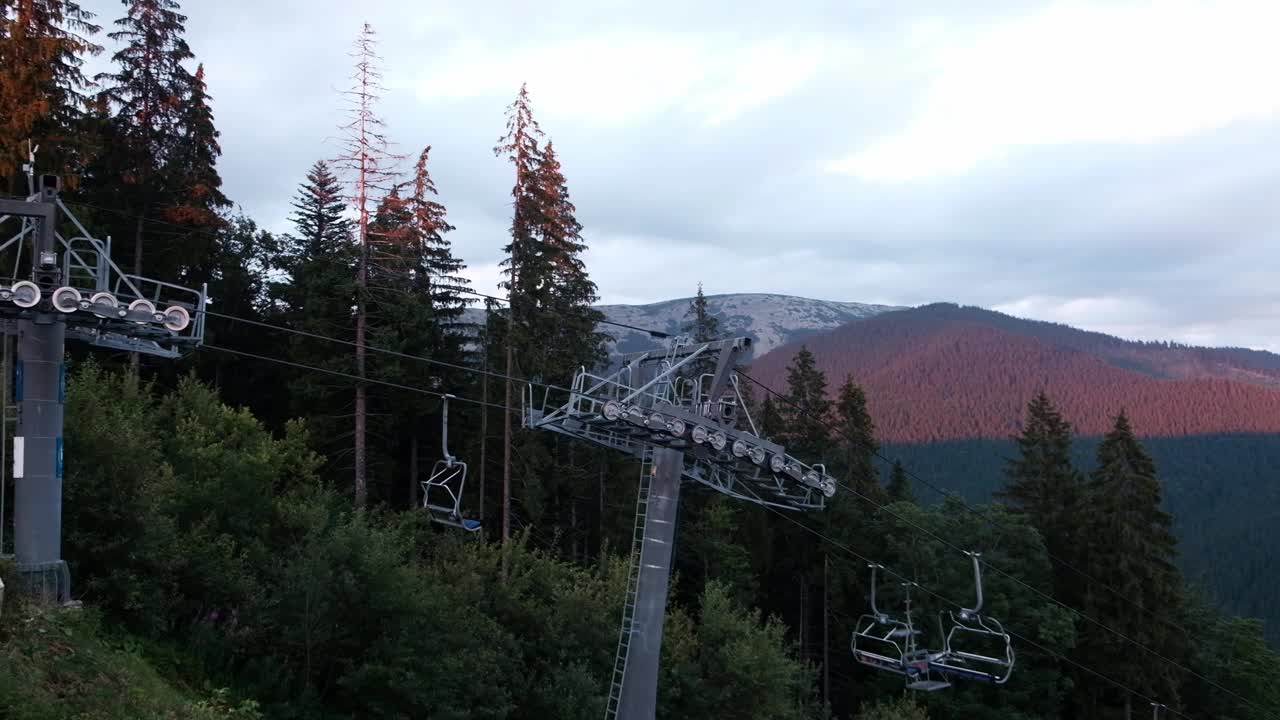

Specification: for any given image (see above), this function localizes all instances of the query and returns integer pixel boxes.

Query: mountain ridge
[748,302,1280,443]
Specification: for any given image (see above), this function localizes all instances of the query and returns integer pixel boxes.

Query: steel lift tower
[0,155,206,602]
[525,336,836,720]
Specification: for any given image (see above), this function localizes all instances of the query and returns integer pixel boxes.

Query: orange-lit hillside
[749,304,1280,442]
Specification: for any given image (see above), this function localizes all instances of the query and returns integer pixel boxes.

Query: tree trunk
[503,342,513,544]
[408,434,418,508]
[354,244,367,508]
[1124,694,1131,720]
[502,339,513,579]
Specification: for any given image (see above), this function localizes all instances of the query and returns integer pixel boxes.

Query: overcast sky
[80,0,1280,351]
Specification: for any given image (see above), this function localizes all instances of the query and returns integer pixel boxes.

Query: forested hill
[750,302,1280,442]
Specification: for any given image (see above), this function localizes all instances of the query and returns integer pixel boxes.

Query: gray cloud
[76,0,1280,352]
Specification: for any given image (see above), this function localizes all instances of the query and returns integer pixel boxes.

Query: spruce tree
[885,460,914,504]
[1078,411,1183,716]
[682,282,719,343]
[410,146,469,335]
[997,391,1085,597]
[273,162,358,474]
[831,374,883,502]
[534,139,604,380]
[162,63,229,283]
[0,0,100,191]
[779,346,831,460]
[94,0,196,279]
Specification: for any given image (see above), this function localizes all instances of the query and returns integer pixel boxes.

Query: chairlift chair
[929,552,1015,684]
[421,394,482,532]
[850,564,950,692]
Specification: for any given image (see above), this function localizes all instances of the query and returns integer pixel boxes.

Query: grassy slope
[0,572,259,720]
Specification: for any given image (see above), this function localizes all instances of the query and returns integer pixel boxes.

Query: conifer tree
[532,139,604,379]
[162,64,228,242]
[779,346,831,460]
[885,460,914,504]
[332,22,401,507]
[94,0,197,279]
[1078,411,1183,716]
[831,374,883,502]
[0,0,100,191]
[273,162,358,473]
[493,84,604,551]
[410,146,469,335]
[997,391,1085,596]
[757,394,783,441]
[683,282,719,343]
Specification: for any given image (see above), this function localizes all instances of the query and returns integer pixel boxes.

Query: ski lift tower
[0,154,206,602]
[525,335,836,720]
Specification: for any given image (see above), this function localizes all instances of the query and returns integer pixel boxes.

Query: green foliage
[0,601,259,720]
[660,581,820,719]
[856,694,930,720]
[780,346,831,460]
[886,461,914,503]
[1078,412,1183,712]
[0,0,101,189]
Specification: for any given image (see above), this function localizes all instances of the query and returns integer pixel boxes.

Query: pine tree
[410,146,469,333]
[682,282,719,343]
[757,394,783,441]
[273,162,358,477]
[0,0,101,191]
[831,374,883,502]
[493,82,544,551]
[162,64,228,232]
[532,139,604,380]
[1078,411,1183,716]
[996,391,1085,596]
[94,0,196,279]
[885,460,914,503]
[779,346,831,460]
[332,22,402,507]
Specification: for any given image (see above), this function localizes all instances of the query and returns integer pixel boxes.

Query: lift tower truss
[524,335,835,720]
[0,165,207,603]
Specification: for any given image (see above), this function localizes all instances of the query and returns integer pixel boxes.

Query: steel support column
[618,446,683,720]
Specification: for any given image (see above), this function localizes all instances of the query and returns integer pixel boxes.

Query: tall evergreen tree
[779,346,831,460]
[0,0,100,191]
[885,460,914,504]
[997,391,1086,595]
[332,22,401,507]
[410,146,469,334]
[94,0,196,280]
[162,62,229,274]
[682,282,719,343]
[831,374,883,503]
[1078,411,1183,717]
[273,161,358,475]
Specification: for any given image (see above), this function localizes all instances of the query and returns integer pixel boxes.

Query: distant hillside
[881,434,1280,648]
[463,293,903,359]
[750,303,1280,442]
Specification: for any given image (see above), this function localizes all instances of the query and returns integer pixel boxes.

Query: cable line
[203,343,505,411]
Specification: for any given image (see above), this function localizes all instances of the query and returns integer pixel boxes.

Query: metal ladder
[604,445,655,719]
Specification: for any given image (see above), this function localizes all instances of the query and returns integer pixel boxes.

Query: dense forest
[884,432,1280,649]
[2,2,1280,719]
[751,304,1280,442]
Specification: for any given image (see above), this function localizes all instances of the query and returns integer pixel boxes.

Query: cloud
[410,31,834,128]
[72,0,1280,354]
[828,0,1280,182]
